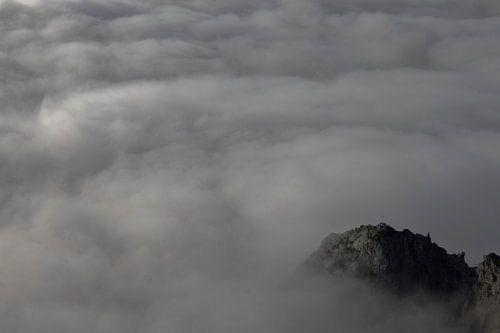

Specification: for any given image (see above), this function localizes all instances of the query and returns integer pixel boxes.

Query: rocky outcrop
[472,253,500,333]
[303,223,499,332]
[475,253,500,303]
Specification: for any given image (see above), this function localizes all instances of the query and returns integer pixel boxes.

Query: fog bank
[0,0,499,331]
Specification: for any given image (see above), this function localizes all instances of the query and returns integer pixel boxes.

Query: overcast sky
[0,0,499,331]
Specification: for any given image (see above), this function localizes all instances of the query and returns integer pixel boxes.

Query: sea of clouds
[0,0,499,331]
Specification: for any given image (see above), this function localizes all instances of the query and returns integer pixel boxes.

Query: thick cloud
[0,0,499,331]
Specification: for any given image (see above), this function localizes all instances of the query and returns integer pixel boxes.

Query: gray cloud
[0,0,499,331]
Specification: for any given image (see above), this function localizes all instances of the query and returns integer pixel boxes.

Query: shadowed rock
[303,223,499,333]
[472,253,500,333]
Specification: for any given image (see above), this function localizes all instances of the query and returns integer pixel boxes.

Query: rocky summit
[303,223,500,333]
[473,253,500,333]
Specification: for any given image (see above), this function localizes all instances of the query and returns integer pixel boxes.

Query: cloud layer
[0,0,499,331]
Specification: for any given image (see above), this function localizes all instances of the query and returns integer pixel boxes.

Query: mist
[0,0,499,331]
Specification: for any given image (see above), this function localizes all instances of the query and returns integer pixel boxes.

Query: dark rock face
[305,223,472,296]
[472,253,500,333]
[475,253,500,303]
[304,223,500,333]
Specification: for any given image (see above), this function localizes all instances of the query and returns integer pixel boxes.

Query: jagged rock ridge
[303,223,499,333]
[473,253,500,333]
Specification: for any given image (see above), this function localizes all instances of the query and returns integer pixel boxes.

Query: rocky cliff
[472,253,500,332]
[303,223,499,333]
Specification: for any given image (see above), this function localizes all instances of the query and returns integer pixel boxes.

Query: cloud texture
[0,0,499,331]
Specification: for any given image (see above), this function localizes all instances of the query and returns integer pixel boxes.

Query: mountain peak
[303,223,499,332]
[305,223,471,296]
